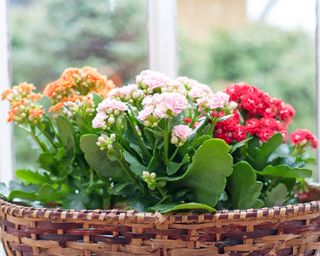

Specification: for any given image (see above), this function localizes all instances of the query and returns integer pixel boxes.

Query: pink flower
[139,92,187,123]
[97,99,128,113]
[171,125,192,145]
[92,112,107,128]
[188,83,212,99]
[197,91,229,111]
[290,129,318,149]
[137,106,154,121]
[162,92,187,115]
[109,84,143,101]
[136,70,168,90]
[211,92,230,108]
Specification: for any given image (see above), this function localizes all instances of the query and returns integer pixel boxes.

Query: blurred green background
[9,0,316,169]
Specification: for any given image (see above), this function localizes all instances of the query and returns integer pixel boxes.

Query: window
[0,0,319,180]
[8,0,148,170]
[177,0,317,174]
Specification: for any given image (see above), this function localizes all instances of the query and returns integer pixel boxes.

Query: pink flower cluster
[136,70,169,92]
[138,92,187,126]
[171,125,192,146]
[290,129,318,149]
[92,99,128,129]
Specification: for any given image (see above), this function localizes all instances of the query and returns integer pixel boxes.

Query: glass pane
[177,0,317,171]
[9,0,148,169]
[178,0,316,133]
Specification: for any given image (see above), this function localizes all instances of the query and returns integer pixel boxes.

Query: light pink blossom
[162,92,187,115]
[97,99,128,113]
[136,70,168,90]
[92,112,107,128]
[171,125,192,145]
[197,91,229,111]
[188,83,212,99]
[137,106,154,121]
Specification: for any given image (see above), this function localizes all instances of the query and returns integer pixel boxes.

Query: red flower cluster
[290,129,318,149]
[225,82,295,125]
[214,83,296,143]
[214,111,246,144]
[245,117,287,142]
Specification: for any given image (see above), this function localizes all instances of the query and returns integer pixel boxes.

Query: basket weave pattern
[1,200,320,255]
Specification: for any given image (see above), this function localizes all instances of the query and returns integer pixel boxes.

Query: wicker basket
[1,199,320,256]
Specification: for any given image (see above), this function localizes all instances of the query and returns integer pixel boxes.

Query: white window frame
[1,0,319,182]
[148,0,177,78]
[316,0,320,181]
[0,0,13,183]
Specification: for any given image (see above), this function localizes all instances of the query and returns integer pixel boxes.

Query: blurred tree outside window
[9,0,147,169]
[178,0,316,133]
[9,0,317,171]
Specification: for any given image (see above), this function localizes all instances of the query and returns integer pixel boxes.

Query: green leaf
[38,184,61,203]
[56,115,75,155]
[123,151,147,176]
[228,161,263,209]
[252,133,283,170]
[191,135,212,149]
[16,169,50,185]
[8,190,36,201]
[258,165,312,179]
[92,93,103,106]
[150,202,216,213]
[38,152,58,173]
[80,134,123,179]
[166,154,190,176]
[264,183,288,207]
[230,137,252,153]
[178,139,233,206]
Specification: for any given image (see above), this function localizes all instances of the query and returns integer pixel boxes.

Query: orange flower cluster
[1,82,44,123]
[43,67,114,112]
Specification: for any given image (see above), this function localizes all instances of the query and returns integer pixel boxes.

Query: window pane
[9,0,148,169]
[178,0,316,134]
[177,0,317,175]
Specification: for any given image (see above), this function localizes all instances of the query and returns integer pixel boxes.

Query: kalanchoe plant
[0,68,318,213]
[1,67,115,209]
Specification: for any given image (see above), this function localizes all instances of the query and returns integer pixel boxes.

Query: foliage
[10,0,148,169]
[180,25,316,134]
[1,68,317,213]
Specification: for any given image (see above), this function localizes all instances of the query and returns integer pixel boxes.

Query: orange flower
[44,66,114,113]
[29,108,45,121]
[1,82,45,124]
[7,109,17,123]
[49,102,64,112]
[1,89,11,100]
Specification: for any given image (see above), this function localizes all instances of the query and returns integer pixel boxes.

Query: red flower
[214,112,246,144]
[184,116,192,124]
[257,128,275,142]
[245,118,260,135]
[290,129,318,149]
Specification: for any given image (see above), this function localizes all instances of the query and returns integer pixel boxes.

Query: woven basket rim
[1,199,320,224]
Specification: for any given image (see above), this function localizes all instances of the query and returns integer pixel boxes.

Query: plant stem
[156,185,166,199]
[43,130,57,150]
[126,114,152,159]
[117,158,144,191]
[170,147,179,161]
[209,116,218,135]
[30,126,48,152]
[117,133,143,162]
[164,119,169,164]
